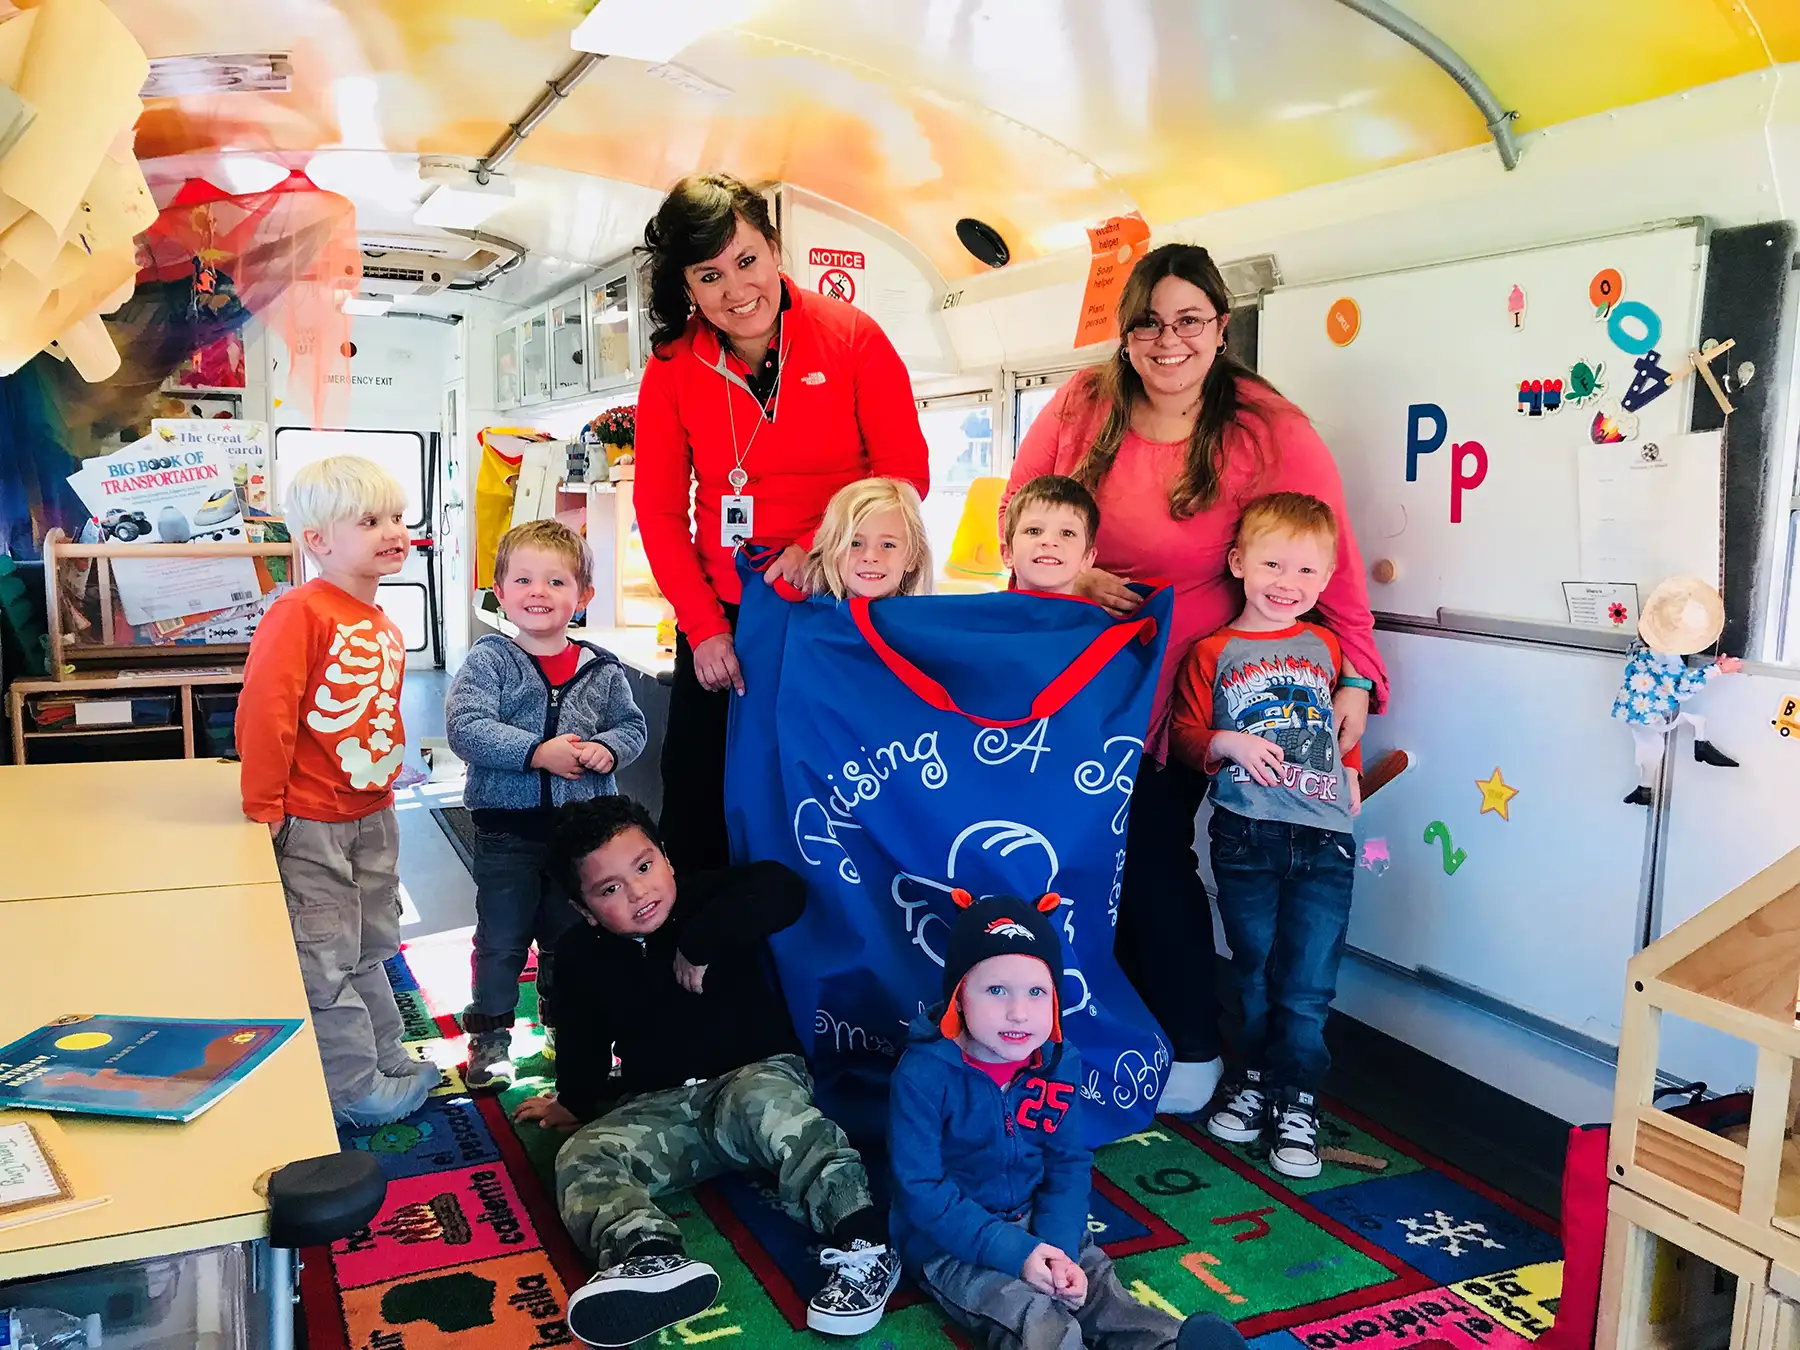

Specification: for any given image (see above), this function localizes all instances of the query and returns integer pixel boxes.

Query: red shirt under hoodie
[634,278,930,645]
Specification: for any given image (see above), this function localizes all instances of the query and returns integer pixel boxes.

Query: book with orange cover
[0,1110,109,1232]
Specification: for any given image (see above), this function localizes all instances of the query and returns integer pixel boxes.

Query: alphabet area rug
[298,937,1564,1349]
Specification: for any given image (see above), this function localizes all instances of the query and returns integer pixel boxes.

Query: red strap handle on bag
[848,596,1160,729]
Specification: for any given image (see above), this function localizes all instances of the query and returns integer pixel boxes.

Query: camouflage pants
[555,1053,873,1266]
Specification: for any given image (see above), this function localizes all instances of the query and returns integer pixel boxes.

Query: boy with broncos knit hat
[889,889,1248,1350]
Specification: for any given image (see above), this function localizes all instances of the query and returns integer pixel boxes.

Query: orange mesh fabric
[136,171,360,429]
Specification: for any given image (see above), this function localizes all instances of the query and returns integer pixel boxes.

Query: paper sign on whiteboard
[1577,430,1721,589]
[1562,581,1639,632]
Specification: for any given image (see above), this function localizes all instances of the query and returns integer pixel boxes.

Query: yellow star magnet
[1476,768,1518,820]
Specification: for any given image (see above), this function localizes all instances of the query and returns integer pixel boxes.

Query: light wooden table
[0,759,276,902]
[0,881,337,1281]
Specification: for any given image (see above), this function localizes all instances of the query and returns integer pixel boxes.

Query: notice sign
[1075,212,1152,348]
[810,247,865,305]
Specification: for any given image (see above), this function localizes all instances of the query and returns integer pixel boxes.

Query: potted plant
[583,405,636,478]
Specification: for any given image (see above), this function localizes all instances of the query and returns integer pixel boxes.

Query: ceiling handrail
[1329,0,1521,170]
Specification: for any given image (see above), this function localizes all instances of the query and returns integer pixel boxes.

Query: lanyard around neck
[720,317,787,491]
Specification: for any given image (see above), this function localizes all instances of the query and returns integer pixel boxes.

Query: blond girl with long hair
[803,477,934,600]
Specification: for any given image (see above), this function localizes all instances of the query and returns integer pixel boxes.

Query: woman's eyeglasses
[1125,313,1222,344]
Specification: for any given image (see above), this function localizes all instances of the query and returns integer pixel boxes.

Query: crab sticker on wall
[1567,360,1606,406]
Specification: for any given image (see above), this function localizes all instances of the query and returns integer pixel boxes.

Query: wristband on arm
[1338,675,1375,692]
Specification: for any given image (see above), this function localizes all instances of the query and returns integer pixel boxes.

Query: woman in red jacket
[635,174,931,872]
[1002,243,1387,1117]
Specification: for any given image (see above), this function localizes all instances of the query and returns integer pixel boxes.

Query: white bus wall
[945,67,1798,371]
[778,185,959,376]
[941,65,1800,1124]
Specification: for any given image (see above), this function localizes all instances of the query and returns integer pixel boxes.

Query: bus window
[1015,382,1063,448]
[917,398,994,568]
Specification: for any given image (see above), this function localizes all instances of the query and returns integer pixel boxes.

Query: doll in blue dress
[1611,576,1742,806]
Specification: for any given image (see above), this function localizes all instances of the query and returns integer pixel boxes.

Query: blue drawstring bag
[725,554,1175,1148]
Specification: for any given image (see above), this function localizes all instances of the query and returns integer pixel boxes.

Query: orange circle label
[1326,297,1361,347]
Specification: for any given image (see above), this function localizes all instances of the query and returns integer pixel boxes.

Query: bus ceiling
[99,1,1800,279]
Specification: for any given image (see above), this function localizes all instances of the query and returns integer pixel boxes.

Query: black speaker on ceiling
[955,218,1010,269]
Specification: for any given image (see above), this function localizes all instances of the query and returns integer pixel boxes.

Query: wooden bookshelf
[4,529,303,764]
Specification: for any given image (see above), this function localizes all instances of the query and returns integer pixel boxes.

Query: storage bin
[0,1242,276,1350]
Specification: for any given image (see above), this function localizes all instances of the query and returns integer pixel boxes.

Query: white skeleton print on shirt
[305,619,407,789]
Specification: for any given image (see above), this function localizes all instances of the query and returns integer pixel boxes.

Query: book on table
[0,1015,304,1124]
[0,1110,109,1232]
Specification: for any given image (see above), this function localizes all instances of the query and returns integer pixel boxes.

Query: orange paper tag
[1074,212,1152,348]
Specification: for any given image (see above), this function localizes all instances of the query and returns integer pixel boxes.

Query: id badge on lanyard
[721,494,754,548]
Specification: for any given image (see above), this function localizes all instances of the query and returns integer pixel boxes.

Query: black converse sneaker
[1269,1091,1323,1179]
[565,1251,721,1347]
[807,1239,902,1336]
[1206,1070,1268,1145]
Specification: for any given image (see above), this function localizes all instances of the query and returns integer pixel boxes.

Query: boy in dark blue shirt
[889,890,1245,1350]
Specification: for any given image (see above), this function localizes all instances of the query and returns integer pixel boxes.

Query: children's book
[0,1110,109,1232]
[0,1016,303,1123]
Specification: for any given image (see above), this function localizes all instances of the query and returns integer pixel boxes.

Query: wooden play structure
[1602,846,1800,1349]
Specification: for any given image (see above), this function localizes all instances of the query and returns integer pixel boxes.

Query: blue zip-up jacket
[446,634,648,818]
[888,1009,1090,1280]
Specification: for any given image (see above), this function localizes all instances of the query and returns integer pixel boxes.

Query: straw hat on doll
[1638,576,1725,656]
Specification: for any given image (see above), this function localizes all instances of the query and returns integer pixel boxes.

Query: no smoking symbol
[819,268,857,303]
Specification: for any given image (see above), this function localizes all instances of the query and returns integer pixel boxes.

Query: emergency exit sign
[808,248,865,269]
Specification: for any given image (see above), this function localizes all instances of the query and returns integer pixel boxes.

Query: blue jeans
[466,827,581,1032]
[1208,808,1355,1094]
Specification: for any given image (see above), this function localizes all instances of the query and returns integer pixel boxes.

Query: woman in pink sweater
[1002,243,1388,1115]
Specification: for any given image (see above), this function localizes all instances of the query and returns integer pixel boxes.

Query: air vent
[142,53,293,99]
[364,265,441,285]
[354,234,523,296]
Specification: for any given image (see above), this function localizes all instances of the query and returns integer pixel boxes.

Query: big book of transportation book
[0,1015,303,1123]
[0,1110,109,1231]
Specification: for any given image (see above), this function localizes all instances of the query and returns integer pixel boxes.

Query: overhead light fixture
[412,171,514,232]
[570,0,758,63]
[342,296,394,316]
[142,52,292,99]
[413,158,515,229]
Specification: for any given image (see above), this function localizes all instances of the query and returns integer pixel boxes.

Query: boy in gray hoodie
[447,519,647,1089]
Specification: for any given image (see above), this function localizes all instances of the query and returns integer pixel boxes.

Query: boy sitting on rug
[446,517,647,1090]
[513,795,899,1347]
[889,890,1246,1350]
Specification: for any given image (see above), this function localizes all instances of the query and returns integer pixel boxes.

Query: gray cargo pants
[273,809,406,1111]
[922,1237,1184,1350]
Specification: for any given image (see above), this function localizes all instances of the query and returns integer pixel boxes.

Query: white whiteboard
[1208,629,1651,1046]
[1260,226,1714,623]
